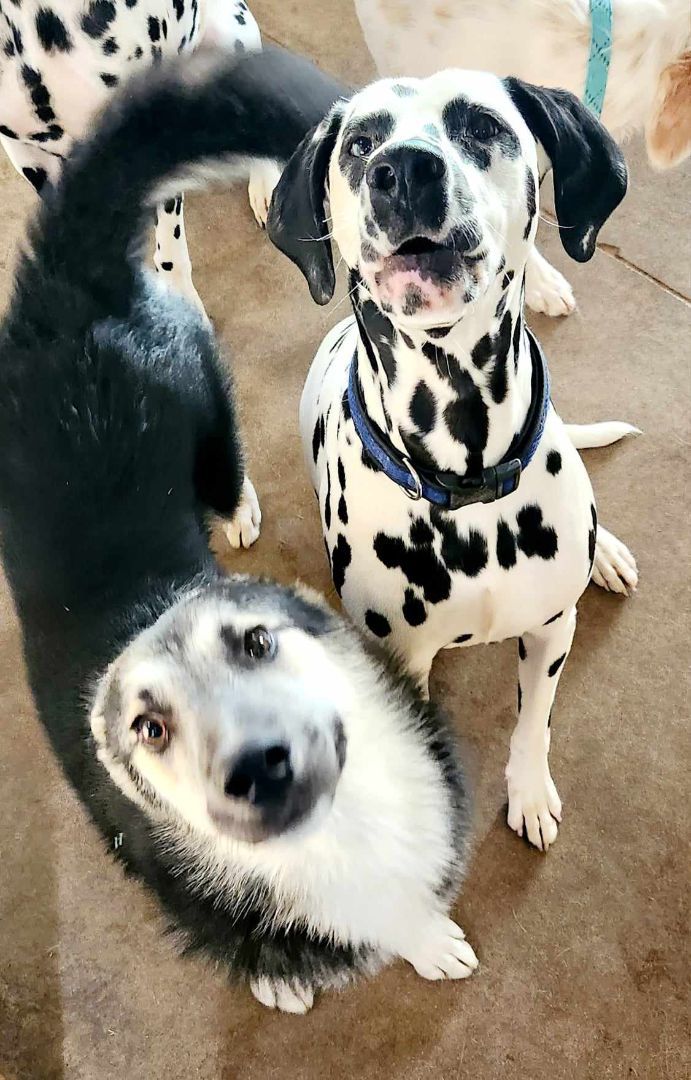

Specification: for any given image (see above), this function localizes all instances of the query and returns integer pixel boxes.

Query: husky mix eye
[132,714,169,751]
[470,113,500,141]
[350,135,373,158]
[244,625,277,660]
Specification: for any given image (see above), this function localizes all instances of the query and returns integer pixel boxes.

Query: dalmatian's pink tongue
[374,262,448,313]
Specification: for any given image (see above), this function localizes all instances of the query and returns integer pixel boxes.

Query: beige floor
[1,4,690,1078]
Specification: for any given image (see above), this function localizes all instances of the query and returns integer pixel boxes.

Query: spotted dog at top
[0,0,280,315]
[268,69,639,852]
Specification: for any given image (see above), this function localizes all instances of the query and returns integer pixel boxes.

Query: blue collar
[584,0,613,117]
[347,325,551,512]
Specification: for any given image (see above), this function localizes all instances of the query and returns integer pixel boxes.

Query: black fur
[0,45,366,994]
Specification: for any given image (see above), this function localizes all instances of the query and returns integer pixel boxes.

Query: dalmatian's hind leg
[506,608,577,850]
[154,195,208,321]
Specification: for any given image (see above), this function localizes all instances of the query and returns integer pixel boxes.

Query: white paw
[506,760,562,851]
[248,160,282,228]
[250,976,314,1014]
[525,250,576,317]
[403,915,478,981]
[223,477,262,550]
[591,525,638,595]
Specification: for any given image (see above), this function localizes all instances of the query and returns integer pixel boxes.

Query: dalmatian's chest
[304,319,596,652]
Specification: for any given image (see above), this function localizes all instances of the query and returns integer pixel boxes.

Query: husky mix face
[268,69,626,328]
[90,580,348,843]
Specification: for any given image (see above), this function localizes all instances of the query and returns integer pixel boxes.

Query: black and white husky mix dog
[0,47,477,1014]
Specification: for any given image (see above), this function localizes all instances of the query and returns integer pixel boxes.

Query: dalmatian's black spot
[517,683,522,711]
[102,36,118,55]
[518,636,527,661]
[175,196,182,214]
[392,83,417,97]
[22,165,47,192]
[409,380,436,434]
[21,65,55,122]
[361,300,397,386]
[427,325,452,339]
[399,331,415,349]
[443,369,489,470]
[431,510,488,577]
[339,111,395,191]
[126,0,138,6]
[374,532,451,604]
[311,415,325,465]
[235,12,246,24]
[402,589,426,626]
[100,72,118,87]
[401,430,438,473]
[331,535,351,596]
[337,494,348,525]
[548,653,566,677]
[173,224,180,240]
[498,256,506,274]
[162,18,168,38]
[516,505,558,560]
[495,292,508,319]
[337,457,346,490]
[365,609,391,638]
[361,445,378,471]
[341,394,351,422]
[151,43,162,61]
[512,313,522,372]
[454,633,472,643]
[547,706,553,728]
[410,517,434,547]
[546,450,562,475]
[148,16,161,41]
[0,125,18,139]
[365,216,377,237]
[35,9,72,53]
[30,124,63,142]
[163,197,176,214]
[133,44,143,57]
[502,270,515,289]
[470,332,493,370]
[544,611,563,625]
[81,0,116,38]
[324,463,332,529]
[588,503,597,572]
[402,285,425,317]
[523,168,536,240]
[489,310,512,404]
[173,0,185,18]
[3,39,16,58]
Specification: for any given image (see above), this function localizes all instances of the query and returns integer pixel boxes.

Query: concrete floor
[1,3,690,1078]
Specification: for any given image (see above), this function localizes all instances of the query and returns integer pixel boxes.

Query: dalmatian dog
[0,0,275,547]
[268,71,640,850]
[0,0,280,308]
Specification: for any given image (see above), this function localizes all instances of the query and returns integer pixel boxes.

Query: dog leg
[506,607,577,850]
[154,195,208,320]
[0,136,63,195]
[525,246,576,317]
[250,976,315,1014]
[400,913,478,981]
[222,476,262,550]
[591,525,638,595]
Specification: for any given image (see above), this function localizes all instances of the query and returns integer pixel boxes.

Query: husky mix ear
[267,106,346,305]
[504,78,628,261]
[646,51,691,170]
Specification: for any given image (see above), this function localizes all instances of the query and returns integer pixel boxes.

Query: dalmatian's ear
[267,105,345,304]
[504,78,627,262]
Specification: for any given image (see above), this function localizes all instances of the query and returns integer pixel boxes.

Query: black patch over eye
[350,135,373,158]
[244,625,277,660]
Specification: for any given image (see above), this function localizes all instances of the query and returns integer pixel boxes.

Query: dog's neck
[350,266,534,477]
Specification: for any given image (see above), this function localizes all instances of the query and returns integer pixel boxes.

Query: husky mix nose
[224,743,293,806]
[367,143,447,242]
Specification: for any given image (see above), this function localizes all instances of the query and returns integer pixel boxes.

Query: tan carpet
[1,3,689,1077]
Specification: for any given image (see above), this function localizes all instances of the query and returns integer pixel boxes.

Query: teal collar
[584,0,613,117]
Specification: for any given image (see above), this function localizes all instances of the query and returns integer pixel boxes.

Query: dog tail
[19,45,345,315]
[565,422,642,450]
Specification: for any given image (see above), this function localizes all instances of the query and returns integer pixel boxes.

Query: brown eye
[133,714,169,751]
[350,135,373,158]
[470,114,500,141]
[244,625,277,660]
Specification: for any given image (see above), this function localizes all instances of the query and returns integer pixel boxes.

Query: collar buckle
[437,458,522,511]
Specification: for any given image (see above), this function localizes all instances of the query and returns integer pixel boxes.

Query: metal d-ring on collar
[346,325,551,512]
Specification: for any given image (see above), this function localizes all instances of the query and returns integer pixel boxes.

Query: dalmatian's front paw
[525,248,576,317]
[506,758,562,851]
[591,525,638,595]
[402,914,478,981]
[248,160,282,228]
[250,976,314,1014]
[223,477,262,550]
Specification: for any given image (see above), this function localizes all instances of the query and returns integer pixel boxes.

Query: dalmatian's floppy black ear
[504,78,627,261]
[267,106,345,305]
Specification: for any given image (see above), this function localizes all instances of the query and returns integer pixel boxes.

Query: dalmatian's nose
[366,144,447,237]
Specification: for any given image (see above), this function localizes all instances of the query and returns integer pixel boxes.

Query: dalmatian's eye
[469,114,500,142]
[244,625,277,660]
[350,136,373,158]
[133,714,169,752]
